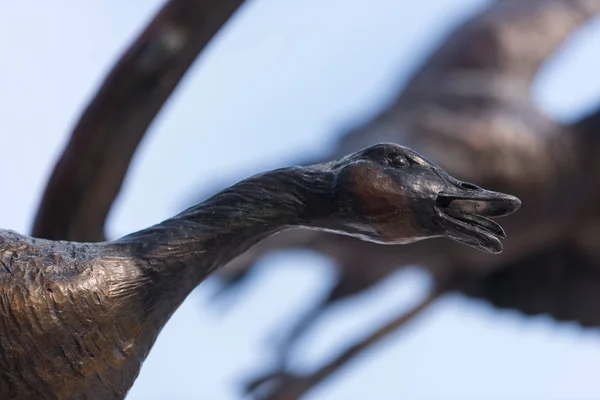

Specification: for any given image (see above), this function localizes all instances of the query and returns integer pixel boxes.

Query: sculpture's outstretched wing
[32,0,244,242]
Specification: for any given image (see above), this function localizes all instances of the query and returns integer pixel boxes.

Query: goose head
[323,143,521,254]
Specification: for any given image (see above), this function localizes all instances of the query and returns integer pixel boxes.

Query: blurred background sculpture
[199,1,600,398]
[5,0,600,399]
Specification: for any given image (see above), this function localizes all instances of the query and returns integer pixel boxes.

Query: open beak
[433,171,521,254]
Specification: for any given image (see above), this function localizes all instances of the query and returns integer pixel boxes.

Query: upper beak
[435,171,521,218]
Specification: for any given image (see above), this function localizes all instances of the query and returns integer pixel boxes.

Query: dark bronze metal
[0,143,519,399]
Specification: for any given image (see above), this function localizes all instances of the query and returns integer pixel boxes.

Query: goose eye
[389,155,409,168]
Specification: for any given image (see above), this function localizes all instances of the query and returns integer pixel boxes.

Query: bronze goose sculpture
[0,143,519,399]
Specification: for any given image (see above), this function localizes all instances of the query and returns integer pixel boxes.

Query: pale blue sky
[2,1,600,399]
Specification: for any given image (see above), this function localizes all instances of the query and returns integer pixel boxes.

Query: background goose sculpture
[190,2,600,394]
[0,143,520,399]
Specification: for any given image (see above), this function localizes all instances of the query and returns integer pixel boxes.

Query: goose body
[0,234,145,399]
